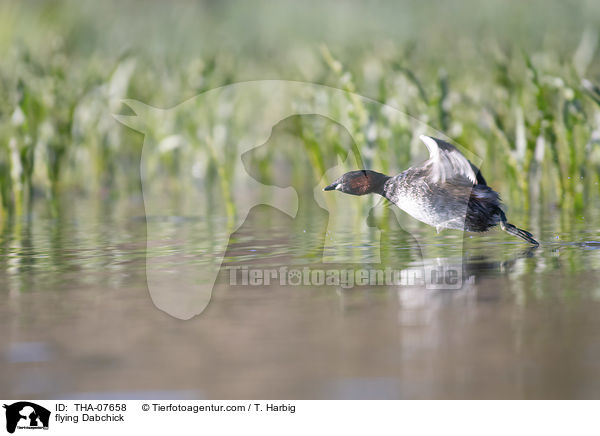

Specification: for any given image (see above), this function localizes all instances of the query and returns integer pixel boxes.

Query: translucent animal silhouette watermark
[114,80,481,319]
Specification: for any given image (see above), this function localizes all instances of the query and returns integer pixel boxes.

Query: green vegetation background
[1,0,600,224]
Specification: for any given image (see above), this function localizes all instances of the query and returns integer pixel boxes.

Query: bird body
[324,135,539,245]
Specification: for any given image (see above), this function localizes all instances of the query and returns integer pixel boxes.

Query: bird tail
[500,221,539,246]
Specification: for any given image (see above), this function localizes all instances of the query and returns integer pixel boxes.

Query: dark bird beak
[323,182,337,191]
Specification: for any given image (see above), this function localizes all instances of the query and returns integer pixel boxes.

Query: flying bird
[324,135,539,245]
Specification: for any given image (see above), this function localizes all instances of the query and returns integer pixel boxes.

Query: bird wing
[418,135,485,185]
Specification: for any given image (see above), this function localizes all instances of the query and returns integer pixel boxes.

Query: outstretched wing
[418,135,486,185]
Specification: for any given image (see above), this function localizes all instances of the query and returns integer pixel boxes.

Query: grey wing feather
[419,135,481,185]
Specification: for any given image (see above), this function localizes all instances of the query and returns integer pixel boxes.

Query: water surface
[1,198,600,399]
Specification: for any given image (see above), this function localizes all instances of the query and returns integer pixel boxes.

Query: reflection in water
[1,181,600,399]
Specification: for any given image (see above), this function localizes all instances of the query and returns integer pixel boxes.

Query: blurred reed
[1,1,600,227]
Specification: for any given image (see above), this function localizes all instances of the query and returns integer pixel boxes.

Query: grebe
[323,135,539,246]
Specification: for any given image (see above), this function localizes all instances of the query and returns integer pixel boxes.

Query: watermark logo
[115,80,480,319]
[227,265,462,289]
[3,402,50,434]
